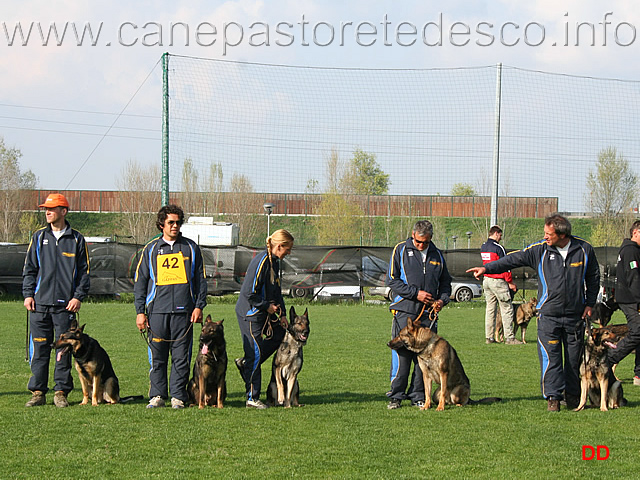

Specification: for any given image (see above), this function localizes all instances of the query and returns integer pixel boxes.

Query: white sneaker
[146,396,165,408]
[246,398,268,409]
[171,398,185,409]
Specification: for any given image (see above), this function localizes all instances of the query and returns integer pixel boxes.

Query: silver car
[369,282,482,303]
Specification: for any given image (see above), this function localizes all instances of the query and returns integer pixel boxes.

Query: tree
[450,183,477,196]
[586,147,637,246]
[205,161,224,214]
[181,158,201,214]
[342,149,389,195]
[314,149,366,245]
[227,173,262,245]
[116,159,161,243]
[0,136,38,242]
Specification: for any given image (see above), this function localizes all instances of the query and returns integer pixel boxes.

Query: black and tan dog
[266,306,309,408]
[588,298,619,327]
[598,323,630,379]
[187,316,227,409]
[54,320,140,406]
[388,318,500,411]
[574,324,625,412]
[494,297,537,343]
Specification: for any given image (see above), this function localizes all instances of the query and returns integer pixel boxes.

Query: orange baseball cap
[39,193,70,208]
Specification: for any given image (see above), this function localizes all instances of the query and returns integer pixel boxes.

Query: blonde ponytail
[266,229,294,284]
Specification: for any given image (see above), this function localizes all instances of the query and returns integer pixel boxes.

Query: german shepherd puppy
[266,306,309,408]
[54,320,137,406]
[188,316,227,409]
[574,324,625,412]
[588,298,619,327]
[494,297,537,343]
[388,318,500,411]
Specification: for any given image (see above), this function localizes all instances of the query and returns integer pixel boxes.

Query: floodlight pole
[263,203,275,237]
[490,63,503,227]
[161,52,170,207]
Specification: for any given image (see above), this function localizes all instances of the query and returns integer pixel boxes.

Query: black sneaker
[387,399,402,410]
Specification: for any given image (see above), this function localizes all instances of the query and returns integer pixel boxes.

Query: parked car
[369,281,482,303]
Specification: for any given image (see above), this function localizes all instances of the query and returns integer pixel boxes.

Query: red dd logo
[582,445,610,460]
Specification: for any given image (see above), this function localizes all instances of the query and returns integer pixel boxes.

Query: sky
[2,1,640,198]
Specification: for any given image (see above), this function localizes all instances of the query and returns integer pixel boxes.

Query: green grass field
[0,299,636,479]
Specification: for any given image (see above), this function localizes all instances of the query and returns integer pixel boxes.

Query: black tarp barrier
[0,243,619,297]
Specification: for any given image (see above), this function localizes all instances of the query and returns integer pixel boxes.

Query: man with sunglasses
[134,204,207,409]
[385,220,452,409]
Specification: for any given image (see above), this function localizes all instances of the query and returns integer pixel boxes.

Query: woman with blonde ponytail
[235,229,294,409]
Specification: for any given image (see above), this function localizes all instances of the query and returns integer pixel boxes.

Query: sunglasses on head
[166,220,183,226]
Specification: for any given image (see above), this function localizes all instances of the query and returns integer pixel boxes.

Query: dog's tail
[468,397,502,405]
[120,395,144,403]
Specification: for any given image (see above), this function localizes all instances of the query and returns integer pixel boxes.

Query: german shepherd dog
[187,316,227,409]
[54,320,140,406]
[388,318,500,411]
[514,297,537,343]
[494,297,537,343]
[598,323,630,379]
[575,324,625,412]
[266,306,309,408]
[588,298,619,327]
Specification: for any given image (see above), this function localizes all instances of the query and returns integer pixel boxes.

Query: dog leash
[262,313,286,340]
[414,300,439,330]
[140,322,194,346]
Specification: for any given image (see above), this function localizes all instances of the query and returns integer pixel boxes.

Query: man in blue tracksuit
[135,205,207,409]
[23,193,90,408]
[385,220,452,409]
[468,214,600,411]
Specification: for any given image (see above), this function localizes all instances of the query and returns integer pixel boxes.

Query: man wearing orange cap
[22,193,90,407]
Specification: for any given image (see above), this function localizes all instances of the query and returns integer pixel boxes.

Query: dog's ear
[205,315,212,323]
[303,308,308,318]
[289,306,296,319]
[79,324,86,333]
[70,319,78,330]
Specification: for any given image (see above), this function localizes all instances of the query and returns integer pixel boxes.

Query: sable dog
[266,306,309,408]
[514,297,537,344]
[54,320,140,406]
[388,318,500,411]
[574,324,625,412]
[588,298,619,327]
[188,316,227,409]
[494,297,537,343]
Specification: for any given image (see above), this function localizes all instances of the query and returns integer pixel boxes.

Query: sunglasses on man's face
[165,220,183,226]
[413,237,429,245]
